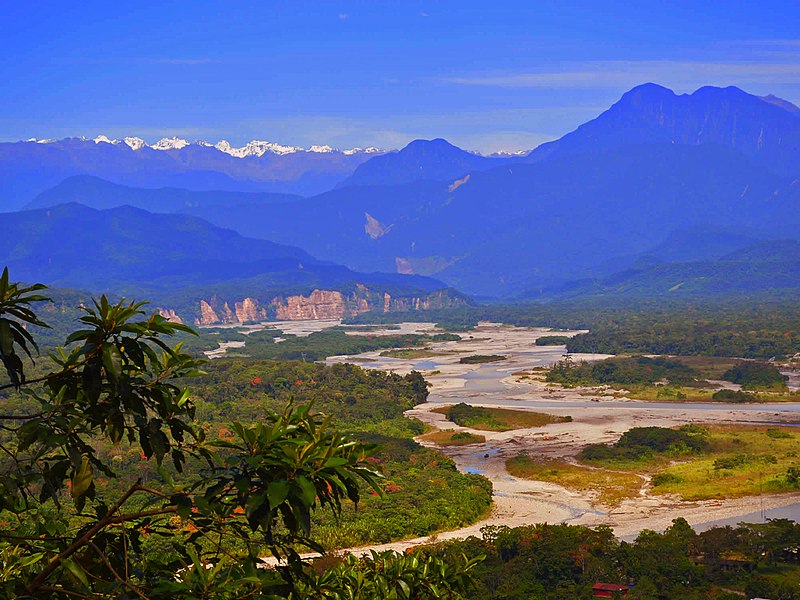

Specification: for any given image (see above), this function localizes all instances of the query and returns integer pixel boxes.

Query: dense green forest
[547,356,700,386]
[347,299,800,358]
[418,518,800,599]
[186,359,492,546]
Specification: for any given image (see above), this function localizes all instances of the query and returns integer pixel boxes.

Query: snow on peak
[93,135,120,145]
[195,140,214,147]
[214,139,304,157]
[343,146,383,155]
[151,136,190,150]
[25,138,57,144]
[307,144,336,153]
[124,137,147,151]
[488,149,530,157]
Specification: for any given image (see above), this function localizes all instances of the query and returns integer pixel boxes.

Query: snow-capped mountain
[150,136,191,151]
[3,135,392,208]
[27,135,389,157]
[213,140,304,157]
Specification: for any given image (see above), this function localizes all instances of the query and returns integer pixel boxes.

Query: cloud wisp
[445,60,800,90]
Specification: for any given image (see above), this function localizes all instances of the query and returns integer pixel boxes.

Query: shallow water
[695,502,800,531]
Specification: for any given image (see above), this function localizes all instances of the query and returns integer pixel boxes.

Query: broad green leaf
[63,557,89,588]
[0,319,12,355]
[102,344,123,379]
[267,480,290,510]
[71,456,93,502]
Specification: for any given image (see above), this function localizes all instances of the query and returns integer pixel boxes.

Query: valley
[7,4,800,595]
[326,322,800,543]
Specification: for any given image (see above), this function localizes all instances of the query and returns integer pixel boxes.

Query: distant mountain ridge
[26,135,384,157]
[541,239,800,300]
[339,138,518,187]
[527,83,800,175]
[0,137,385,209]
[25,175,302,212]
[0,203,467,323]
[8,83,800,300]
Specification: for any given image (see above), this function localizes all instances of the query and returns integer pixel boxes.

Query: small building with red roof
[592,582,630,598]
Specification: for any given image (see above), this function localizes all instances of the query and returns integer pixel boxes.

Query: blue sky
[2,1,800,153]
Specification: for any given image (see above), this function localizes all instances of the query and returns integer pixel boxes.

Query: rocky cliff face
[158,309,183,323]
[186,286,465,326]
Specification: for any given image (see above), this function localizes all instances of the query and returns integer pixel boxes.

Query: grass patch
[421,429,486,446]
[667,355,740,379]
[433,403,571,432]
[649,425,800,500]
[379,348,449,359]
[535,336,571,346]
[459,354,507,364]
[580,425,800,501]
[506,457,642,507]
[611,385,799,403]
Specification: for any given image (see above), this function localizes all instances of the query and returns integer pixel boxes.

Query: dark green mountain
[338,138,513,187]
[0,203,466,322]
[542,240,800,299]
[25,175,301,212]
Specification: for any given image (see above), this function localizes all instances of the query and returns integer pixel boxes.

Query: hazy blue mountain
[242,142,800,296]
[338,138,513,187]
[578,226,764,280]
[527,83,800,176]
[0,203,452,298]
[0,138,380,210]
[540,240,800,300]
[26,175,301,212]
[15,84,800,299]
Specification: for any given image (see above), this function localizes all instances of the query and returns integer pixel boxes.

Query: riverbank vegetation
[506,458,642,506]
[346,299,800,359]
[509,425,800,505]
[419,518,800,599]
[542,355,797,403]
[535,335,572,345]
[459,354,507,364]
[421,429,487,446]
[435,403,571,432]
[379,347,452,359]
[583,425,800,500]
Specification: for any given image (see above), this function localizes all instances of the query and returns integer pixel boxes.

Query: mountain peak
[338,138,505,188]
[151,137,190,151]
[760,94,800,114]
[124,136,146,150]
[529,82,800,175]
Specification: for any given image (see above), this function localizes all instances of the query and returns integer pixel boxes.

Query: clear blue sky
[2,1,799,153]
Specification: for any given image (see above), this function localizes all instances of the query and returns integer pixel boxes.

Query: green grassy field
[608,385,800,403]
[433,403,572,432]
[421,429,487,446]
[649,425,800,499]
[506,457,643,506]
[509,425,800,504]
[379,348,452,359]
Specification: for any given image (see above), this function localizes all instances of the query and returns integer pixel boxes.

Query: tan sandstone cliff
[189,286,464,326]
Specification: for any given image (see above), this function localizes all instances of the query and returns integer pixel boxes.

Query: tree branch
[26,478,143,594]
[88,541,149,600]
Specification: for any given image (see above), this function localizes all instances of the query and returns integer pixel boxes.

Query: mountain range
[0,136,386,209]
[545,239,800,299]
[7,82,800,304]
[0,203,465,323]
